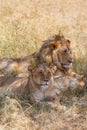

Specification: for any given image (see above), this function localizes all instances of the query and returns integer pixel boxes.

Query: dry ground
[0,0,87,130]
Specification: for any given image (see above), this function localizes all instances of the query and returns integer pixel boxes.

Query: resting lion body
[0,76,28,96]
[0,64,57,102]
[54,73,85,95]
[0,55,34,76]
[0,35,73,76]
[26,64,85,102]
[0,63,86,103]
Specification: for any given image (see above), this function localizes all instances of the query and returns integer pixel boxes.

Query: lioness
[26,63,86,103]
[0,63,86,104]
[26,64,57,102]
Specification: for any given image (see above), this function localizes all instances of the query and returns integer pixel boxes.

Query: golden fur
[26,64,58,102]
[0,64,57,102]
[0,55,34,76]
[0,63,86,104]
[53,69,85,96]
[36,35,73,72]
[26,64,86,103]
[0,35,84,103]
[0,76,28,96]
[0,35,73,76]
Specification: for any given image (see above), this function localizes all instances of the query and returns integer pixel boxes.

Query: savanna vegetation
[0,0,87,130]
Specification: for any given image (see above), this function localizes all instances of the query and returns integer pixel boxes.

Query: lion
[26,63,86,103]
[0,62,86,105]
[26,63,58,103]
[0,55,34,77]
[0,76,28,96]
[36,35,73,73]
[0,35,73,76]
[0,63,58,103]
[53,64,86,94]
[54,76,85,94]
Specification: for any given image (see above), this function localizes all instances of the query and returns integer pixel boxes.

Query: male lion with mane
[0,35,73,76]
[0,55,34,77]
[36,35,73,74]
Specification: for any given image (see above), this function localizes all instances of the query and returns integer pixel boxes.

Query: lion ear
[67,40,71,46]
[50,42,60,49]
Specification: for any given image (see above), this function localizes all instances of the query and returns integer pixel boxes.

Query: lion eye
[64,49,67,53]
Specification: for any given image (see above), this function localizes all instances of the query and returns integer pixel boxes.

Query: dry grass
[0,0,87,129]
[0,92,87,130]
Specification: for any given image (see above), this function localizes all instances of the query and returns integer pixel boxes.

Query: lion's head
[36,35,73,71]
[28,64,53,88]
[28,64,57,102]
